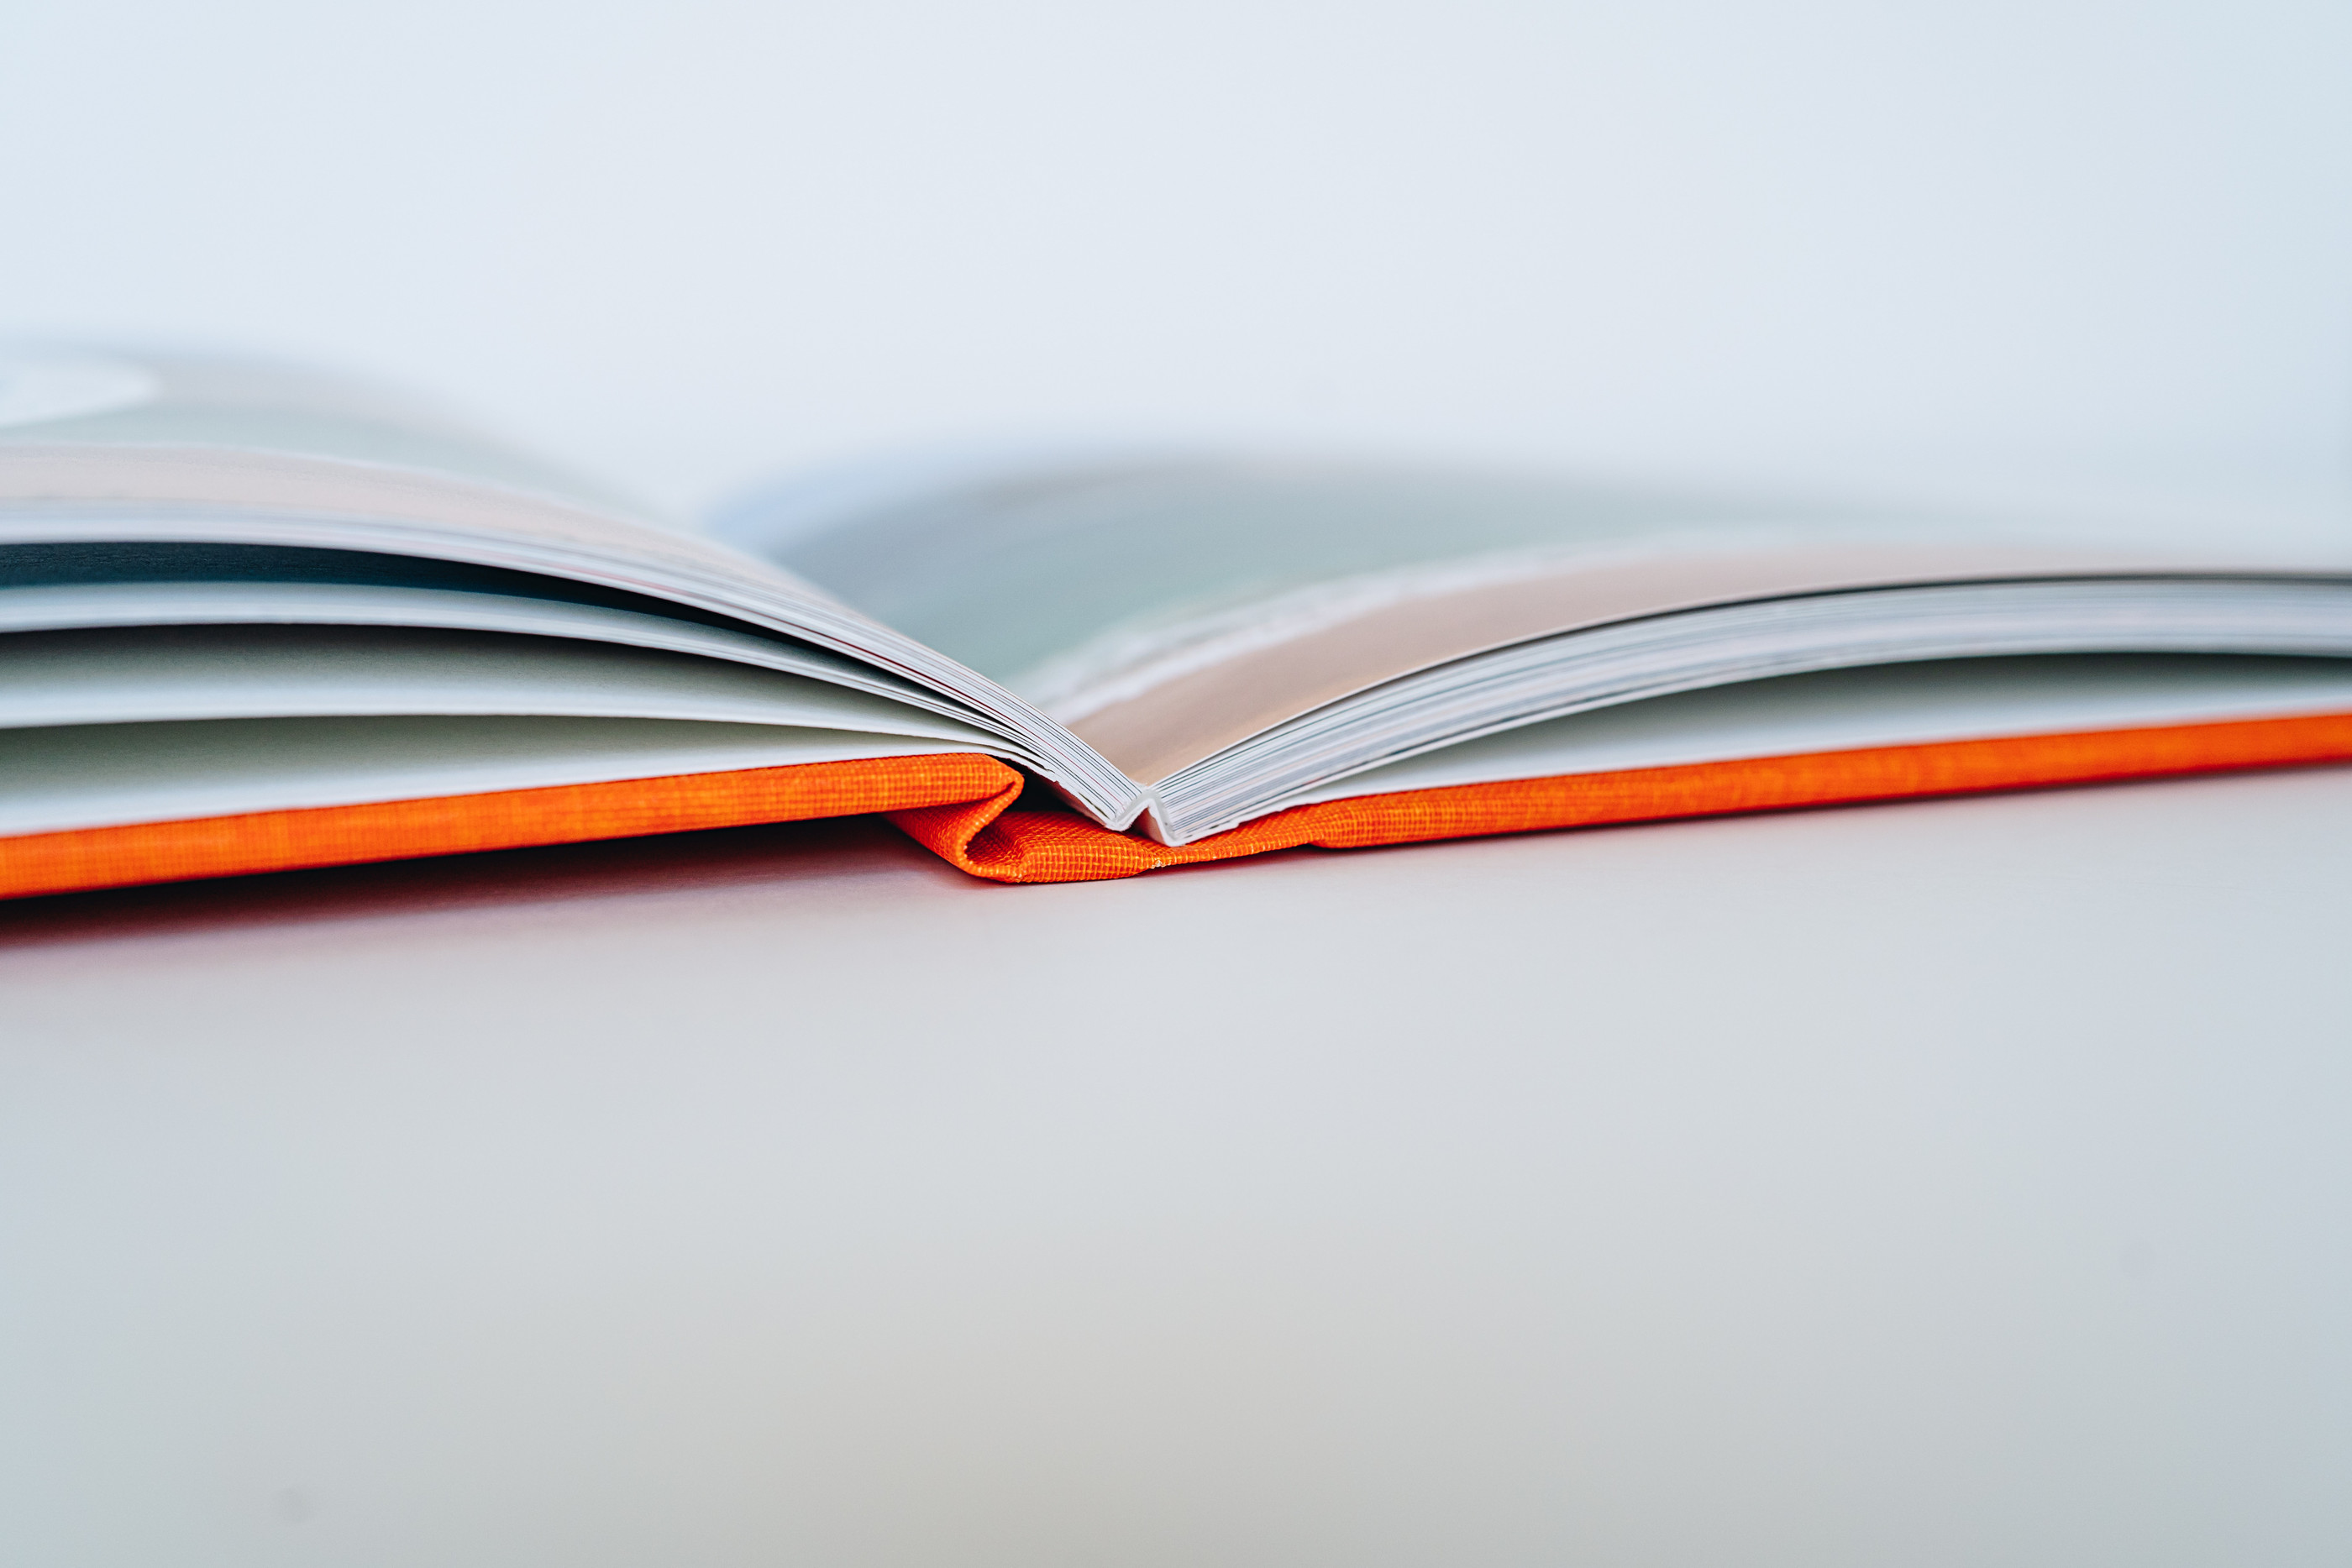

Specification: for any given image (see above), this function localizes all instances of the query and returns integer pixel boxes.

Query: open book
[7,345,2352,899]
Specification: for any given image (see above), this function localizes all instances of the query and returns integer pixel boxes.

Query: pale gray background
[5,773,2351,1565]
[4,3,2352,1564]
[6,1,2350,513]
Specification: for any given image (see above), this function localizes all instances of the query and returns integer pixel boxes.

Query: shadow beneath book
[0,815,984,952]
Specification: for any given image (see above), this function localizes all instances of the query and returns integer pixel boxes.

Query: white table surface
[4,765,2350,1566]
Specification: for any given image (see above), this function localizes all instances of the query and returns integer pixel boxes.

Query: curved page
[0,624,1012,740]
[1150,576,2352,837]
[0,579,978,716]
[0,715,981,837]
[722,458,2352,789]
[1290,654,2352,801]
[0,349,1135,813]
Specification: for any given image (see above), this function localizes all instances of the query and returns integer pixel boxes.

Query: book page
[1289,653,2352,801]
[0,625,1006,738]
[722,456,2331,783]
[0,350,1142,817]
[0,349,860,630]
[0,714,979,838]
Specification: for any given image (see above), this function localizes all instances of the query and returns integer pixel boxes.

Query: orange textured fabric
[0,753,1024,900]
[8,711,2352,900]
[890,710,2352,883]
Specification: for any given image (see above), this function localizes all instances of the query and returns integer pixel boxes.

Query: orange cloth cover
[5,711,2352,899]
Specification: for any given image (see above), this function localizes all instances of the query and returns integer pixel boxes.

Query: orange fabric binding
[0,753,1024,900]
[5,711,2352,899]
[891,710,2352,883]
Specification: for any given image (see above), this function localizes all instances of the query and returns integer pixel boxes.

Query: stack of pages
[6,346,2352,899]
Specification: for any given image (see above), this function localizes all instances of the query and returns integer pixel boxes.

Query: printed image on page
[715,457,2186,783]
